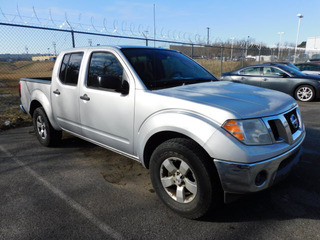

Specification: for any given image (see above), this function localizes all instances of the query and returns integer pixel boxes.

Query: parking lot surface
[0,102,320,240]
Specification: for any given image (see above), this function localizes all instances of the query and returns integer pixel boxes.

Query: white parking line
[0,145,125,240]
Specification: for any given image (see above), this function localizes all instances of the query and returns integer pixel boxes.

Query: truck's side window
[59,52,84,85]
[87,52,123,88]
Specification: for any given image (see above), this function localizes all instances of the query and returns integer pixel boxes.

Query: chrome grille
[263,107,303,145]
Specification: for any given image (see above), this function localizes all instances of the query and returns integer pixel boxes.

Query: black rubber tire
[294,85,315,102]
[33,107,62,147]
[150,138,222,219]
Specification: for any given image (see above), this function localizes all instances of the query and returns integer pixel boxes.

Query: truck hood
[155,81,297,119]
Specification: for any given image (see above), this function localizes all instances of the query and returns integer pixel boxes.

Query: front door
[238,66,263,87]
[79,51,135,154]
[260,66,290,94]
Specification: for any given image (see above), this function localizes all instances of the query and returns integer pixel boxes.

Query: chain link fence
[0,20,317,129]
[0,21,313,82]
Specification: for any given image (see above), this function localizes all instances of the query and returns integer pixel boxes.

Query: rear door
[51,52,84,134]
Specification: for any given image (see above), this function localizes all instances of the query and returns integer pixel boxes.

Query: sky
[1,0,320,47]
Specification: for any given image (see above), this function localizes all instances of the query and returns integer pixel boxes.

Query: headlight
[222,119,272,145]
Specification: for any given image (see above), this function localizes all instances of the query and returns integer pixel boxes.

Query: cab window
[59,52,84,85]
[87,52,123,88]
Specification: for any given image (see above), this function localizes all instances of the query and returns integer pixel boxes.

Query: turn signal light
[223,120,244,140]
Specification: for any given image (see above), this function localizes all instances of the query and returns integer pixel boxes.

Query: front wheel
[150,138,222,219]
[33,107,62,147]
[294,85,315,102]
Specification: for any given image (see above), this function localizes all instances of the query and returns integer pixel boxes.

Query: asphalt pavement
[0,102,320,240]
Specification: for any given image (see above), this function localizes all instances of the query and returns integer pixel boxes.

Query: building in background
[306,37,320,59]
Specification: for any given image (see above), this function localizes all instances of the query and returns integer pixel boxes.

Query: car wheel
[150,138,222,219]
[33,107,62,146]
[294,85,315,102]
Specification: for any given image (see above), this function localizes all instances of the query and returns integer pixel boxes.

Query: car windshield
[278,64,306,77]
[121,48,217,90]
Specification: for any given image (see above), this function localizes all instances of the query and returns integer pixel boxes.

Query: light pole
[207,27,210,45]
[294,13,303,63]
[278,32,284,60]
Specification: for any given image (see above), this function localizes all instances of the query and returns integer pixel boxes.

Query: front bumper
[214,132,305,195]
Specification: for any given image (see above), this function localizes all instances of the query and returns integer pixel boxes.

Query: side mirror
[98,75,129,95]
[98,75,121,89]
[120,80,129,95]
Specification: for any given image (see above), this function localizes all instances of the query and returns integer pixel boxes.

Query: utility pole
[245,36,250,58]
[207,27,210,45]
[230,37,234,60]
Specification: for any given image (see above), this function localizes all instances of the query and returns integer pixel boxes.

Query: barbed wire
[0,6,286,49]
[0,6,212,44]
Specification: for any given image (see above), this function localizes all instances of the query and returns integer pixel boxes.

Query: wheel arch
[138,111,220,169]
[29,90,60,130]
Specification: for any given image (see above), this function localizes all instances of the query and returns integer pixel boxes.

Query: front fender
[136,109,220,166]
[31,89,60,130]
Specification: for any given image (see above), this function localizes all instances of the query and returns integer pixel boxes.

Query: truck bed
[20,77,51,84]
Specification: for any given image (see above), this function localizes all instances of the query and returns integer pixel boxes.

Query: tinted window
[87,52,123,88]
[239,67,261,76]
[304,64,320,71]
[59,52,84,85]
[121,48,216,90]
[263,67,283,76]
[59,54,71,82]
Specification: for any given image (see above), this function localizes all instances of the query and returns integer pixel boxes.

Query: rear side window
[59,52,84,85]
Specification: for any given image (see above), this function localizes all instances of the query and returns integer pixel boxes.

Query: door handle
[263,78,268,81]
[53,89,60,95]
[80,94,90,101]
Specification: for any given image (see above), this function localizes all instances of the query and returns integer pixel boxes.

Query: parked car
[295,62,320,75]
[221,63,320,102]
[307,58,320,63]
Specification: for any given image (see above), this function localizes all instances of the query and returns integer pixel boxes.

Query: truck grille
[263,107,303,145]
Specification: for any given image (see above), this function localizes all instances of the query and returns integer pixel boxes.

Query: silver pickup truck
[19,46,305,219]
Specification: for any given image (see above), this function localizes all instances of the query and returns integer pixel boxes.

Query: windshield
[278,64,306,77]
[121,48,217,90]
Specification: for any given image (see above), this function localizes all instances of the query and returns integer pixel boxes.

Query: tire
[294,85,315,102]
[150,138,222,219]
[33,107,62,147]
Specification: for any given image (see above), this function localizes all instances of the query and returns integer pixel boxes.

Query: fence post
[242,49,245,67]
[191,44,194,59]
[220,46,224,75]
[146,38,148,47]
[65,20,75,48]
[259,47,261,64]
[71,31,75,48]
